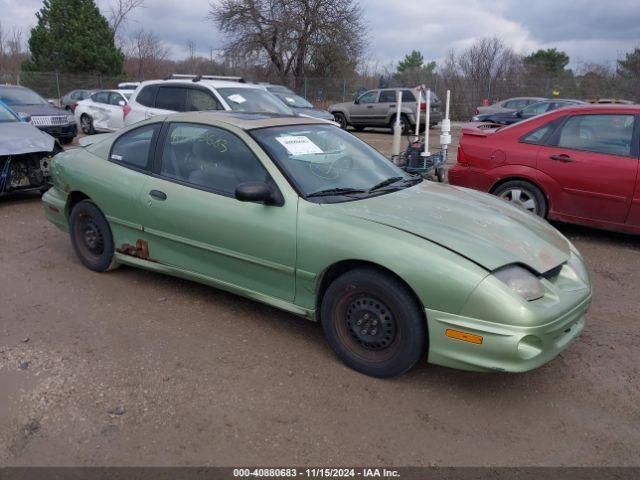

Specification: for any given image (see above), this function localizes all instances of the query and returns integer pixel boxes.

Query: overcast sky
[1,0,639,70]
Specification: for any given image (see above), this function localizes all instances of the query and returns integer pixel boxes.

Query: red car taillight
[420,102,427,110]
[123,104,132,119]
[457,145,469,165]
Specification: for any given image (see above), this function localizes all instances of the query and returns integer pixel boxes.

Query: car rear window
[156,87,187,111]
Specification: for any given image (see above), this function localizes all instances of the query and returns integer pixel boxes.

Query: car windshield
[252,124,420,202]
[0,88,48,106]
[274,92,313,109]
[217,88,293,115]
[267,85,296,96]
[0,105,18,122]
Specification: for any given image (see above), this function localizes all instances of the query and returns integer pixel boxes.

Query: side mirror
[118,100,125,107]
[354,97,360,105]
[235,181,281,206]
[515,110,523,117]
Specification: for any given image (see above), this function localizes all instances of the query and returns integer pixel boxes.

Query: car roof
[137,79,265,90]
[163,111,328,130]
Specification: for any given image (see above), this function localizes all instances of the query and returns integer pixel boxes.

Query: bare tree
[110,0,146,36]
[0,22,26,72]
[209,0,367,80]
[127,28,170,79]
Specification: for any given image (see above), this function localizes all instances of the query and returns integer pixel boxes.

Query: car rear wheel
[80,114,94,135]
[390,115,411,135]
[494,180,547,217]
[333,113,348,130]
[69,200,118,272]
[320,268,427,378]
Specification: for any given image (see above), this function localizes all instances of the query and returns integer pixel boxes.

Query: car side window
[505,100,527,110]
[186,89,223,111]
[92,92,109,104]
[555,114,635,157]
[520,118,563,145]
[156,87,187,111]
[136,85,157,107]
[378,90,396,103]
[109,93,124,106]
[402,90,416,102]
[109,124,160,170]
[357,91,377,104]
[523,102,550,115]
[160,123,268,196]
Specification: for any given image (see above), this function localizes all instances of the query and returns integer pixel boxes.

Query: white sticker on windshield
[285,97,295,103]
[276,135,324,155]
[227,94,247,104]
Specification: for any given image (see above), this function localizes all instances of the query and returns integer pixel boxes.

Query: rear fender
[487,165,562,213]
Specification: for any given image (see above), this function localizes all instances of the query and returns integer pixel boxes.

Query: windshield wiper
[368,176,404,192]
[307,187,367,198]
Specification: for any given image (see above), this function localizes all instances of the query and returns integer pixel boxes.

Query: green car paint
[43,112,592,373]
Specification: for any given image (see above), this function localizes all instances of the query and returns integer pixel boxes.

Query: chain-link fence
[2,70,637,120]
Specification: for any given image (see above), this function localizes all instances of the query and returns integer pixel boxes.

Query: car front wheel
[80,114,94,134]
[493,180,547,217]
[69,200,118,272]
[320,268,427,378]
[333,112,348,130]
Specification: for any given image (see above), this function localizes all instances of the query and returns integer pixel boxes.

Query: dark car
[60,89,95,112]
[471,99,586,125]
[0,101,61,196]
[265,87,334,121]
[0,85,77,144]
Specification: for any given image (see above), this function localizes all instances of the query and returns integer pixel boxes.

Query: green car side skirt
[426,294,592,372]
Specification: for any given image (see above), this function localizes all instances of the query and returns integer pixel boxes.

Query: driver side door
[139,122,298,302]
[349,90,379,126]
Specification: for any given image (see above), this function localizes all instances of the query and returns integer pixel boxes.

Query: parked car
[260,84,333,121]
[118,81,141,90]
[0,85,77,144]
[472,99,586,125]
[75,89,134,134]
[60,89,95,112]
[329,87,442,134]
[449,104,640,235]
[0,101,61,196]
[586,97,634,105]
[124,74,293,126]
[43,111,591,378]
[475,97,547,115]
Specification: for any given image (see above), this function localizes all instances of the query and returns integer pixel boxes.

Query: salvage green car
[42,112,592,378]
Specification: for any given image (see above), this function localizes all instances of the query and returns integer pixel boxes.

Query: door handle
[550,154,572,163]
[367,105,374,109]
[149,189,167,200]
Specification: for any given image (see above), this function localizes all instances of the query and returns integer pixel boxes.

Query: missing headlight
[493,265,544,301]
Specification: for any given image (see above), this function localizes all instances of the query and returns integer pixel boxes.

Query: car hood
[12,104,69,116]
[0,122,56,155]
[293,107,334,120]
[331,182,570,273]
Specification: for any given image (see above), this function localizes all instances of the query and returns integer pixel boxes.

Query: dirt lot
[0,127,639,467]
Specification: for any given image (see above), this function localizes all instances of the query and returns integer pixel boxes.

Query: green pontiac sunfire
[43,112,592,378]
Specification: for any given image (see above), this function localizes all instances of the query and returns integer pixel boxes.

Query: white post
[440,89,452,152]
[391,90,403,160]
[414,90,422,137]
[422,89,431,157]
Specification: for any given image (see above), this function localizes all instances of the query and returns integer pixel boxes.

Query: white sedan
[75,89,133,134]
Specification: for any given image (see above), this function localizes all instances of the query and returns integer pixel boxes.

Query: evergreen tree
[523,48,569,76]
[23,0,123,74]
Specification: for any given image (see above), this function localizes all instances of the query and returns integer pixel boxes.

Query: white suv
[124,75,293,126]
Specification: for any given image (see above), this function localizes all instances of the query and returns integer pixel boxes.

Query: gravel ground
[0,127,639,467]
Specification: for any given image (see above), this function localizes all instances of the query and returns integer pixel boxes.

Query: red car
[449,104,640,235]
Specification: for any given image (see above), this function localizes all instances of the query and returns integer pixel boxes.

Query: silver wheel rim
[81,116,91,132]
[499,188,539,214]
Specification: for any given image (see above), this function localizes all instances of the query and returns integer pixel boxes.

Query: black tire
[333,112,348,130]
[60,136,74,145]
[320,268,427,378]
[390,114,411,135]
[80,114,94,135]
[352,125,365,132]
[435,167,445,183]
[69,200,117,272]
[493,180,548,217]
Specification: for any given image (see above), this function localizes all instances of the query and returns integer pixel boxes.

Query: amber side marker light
[445,329,483,344]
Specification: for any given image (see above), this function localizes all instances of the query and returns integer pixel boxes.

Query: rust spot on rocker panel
[117,239,158,262]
